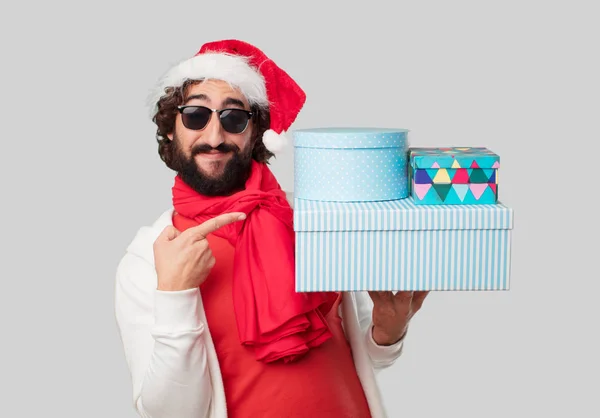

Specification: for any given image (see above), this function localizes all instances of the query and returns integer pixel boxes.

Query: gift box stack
[292,128,514,292]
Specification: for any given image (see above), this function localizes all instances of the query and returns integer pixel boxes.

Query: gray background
[2,0,599,417]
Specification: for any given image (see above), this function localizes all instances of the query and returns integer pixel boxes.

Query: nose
[203,111,225,148]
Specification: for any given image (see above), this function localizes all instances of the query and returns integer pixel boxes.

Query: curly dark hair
[152,79,273,170]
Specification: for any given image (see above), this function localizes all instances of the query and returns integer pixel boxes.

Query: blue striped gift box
[293,196,513,292]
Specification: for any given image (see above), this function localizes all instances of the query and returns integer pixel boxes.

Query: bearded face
[170,131,254,196]
[166,79,257,196]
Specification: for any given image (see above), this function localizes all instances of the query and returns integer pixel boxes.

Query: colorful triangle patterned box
[408,147,499,205]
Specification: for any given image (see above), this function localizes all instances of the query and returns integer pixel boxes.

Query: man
[114,39,428,418]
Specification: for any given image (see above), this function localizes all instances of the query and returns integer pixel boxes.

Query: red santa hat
[148,39,306,155]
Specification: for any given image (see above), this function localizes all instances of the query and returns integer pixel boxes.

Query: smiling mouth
[196,150,230,160]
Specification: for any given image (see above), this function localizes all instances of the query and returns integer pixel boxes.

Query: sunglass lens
[181,107,211,130]
[220,109,250,134]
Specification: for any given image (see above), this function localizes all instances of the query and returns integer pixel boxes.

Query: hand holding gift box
[368,290,429,345]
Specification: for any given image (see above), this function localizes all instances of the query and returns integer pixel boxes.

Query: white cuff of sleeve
[365,324,406,363]
[153,287,202,333]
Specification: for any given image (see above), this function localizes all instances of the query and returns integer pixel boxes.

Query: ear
[166,132,174,141]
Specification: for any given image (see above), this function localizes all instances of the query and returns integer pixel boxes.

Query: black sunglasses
[177,105,253,134]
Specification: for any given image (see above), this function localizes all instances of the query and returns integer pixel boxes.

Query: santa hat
[148,39,306,155]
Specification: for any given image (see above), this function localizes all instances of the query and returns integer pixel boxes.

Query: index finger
[186,212,247,241]
[410,291,429,311]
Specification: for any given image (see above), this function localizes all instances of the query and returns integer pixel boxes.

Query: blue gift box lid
[294,127,409,149]
[293,196,513,232]
[409,147,500,169]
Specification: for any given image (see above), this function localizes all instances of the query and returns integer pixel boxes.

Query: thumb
[158,225,181,242]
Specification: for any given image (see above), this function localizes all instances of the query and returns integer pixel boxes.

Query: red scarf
[171,160,338,363]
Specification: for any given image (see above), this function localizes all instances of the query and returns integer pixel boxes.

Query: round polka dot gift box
[293,127,410,202]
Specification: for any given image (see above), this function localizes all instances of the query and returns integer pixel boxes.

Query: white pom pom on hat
[261,129,290,154]
[148,39,306,156]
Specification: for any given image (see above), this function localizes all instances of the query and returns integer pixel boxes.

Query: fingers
[156,225,181,243]
[185,212,247,241]
[368,291,394,304]
[368,291,380,301]
[393,291,414,304]
[368,291,380,304]
[368,290,429,314]
[369,290,393,299]
[393,290,428,305]
[207,255,216,269]
[411,291,429,313]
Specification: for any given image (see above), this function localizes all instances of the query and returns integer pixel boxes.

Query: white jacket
[114,199,406,418]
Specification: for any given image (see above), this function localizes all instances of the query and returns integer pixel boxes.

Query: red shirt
[173,213,372,418]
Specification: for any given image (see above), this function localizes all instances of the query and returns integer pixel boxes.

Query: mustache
[192,142,240,155]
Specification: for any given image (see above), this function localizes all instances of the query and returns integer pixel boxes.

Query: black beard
[170,136,253,196]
